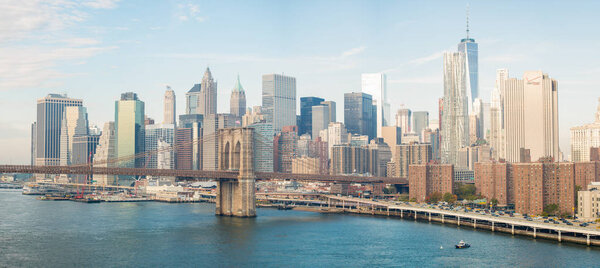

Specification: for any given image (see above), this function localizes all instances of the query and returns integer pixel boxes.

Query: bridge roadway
[0,165,407,185]
[257,193,600,245]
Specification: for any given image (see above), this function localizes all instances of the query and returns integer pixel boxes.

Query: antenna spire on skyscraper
[466,4,470,39]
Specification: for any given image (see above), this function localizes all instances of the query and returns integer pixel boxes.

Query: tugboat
[455,240,470,249]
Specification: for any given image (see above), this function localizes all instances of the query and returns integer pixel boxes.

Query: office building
[71,134,100,183]
[395,108,412,133]
[344,92,375,140]
[381,126,402,160]
[163,86,176,125]
[458,18,479,114]
[185,68,217,116]
[441,52,469,165]
[274,125,298,173]
[59,106,89,166]
[312,105,330,141]
[242,106,265,127]
[203,114,235,170]
[248,122,274,172]
[115,92,145,175]
[369,138,392,177]
[145,124,175,169]
[326,122,348,158]
[31,122,37,165]
[571,98,600,162]
[35,94,83,167]
[409,164,454,203]
[230,75,246,118]
[489,69,508,160]
[412,111,429,140]
[503,71,559,162]
[299,97,324,136]
[262,74,296,132]
[93,122,116,185]
[320,101,336,123]
[361,73,389,137]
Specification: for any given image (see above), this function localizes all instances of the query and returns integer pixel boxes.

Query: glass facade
[299,96,324,137]
[262,74,296,133]
[115,93,145,173]
[361,73,389,138]
[441,52,469,165]
[145,124,175,169]
[344,92,375,141]
[458,38,478,114]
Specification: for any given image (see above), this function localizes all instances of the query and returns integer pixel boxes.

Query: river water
[1,189,599,267]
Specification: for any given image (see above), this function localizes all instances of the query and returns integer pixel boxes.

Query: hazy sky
[2,0,600,164]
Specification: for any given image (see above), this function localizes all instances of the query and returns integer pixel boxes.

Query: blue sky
[2,0,600,163]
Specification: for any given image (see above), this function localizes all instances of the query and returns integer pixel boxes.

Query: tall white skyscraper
[163,86,176,125]
[361,73,389,138]
[490,68,508,160]
[59,106,89,166]
[503,71,559,162]
[395,108,412,134]
[262,74,297,132]
[93,122,116,185]
[441,52,469,165]
[571,98,600,162]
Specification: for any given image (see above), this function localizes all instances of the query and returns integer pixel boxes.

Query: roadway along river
[1,189,600,267]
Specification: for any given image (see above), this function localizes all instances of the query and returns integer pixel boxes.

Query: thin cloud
[176,3,207,22]
[83,0,121,9]
[341,46,366,58]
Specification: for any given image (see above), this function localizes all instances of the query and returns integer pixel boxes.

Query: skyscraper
[262,74,296,132]
[412,111,429,139]
[458,9,479,115]
[185,67,217,116]
[248,122,274,172]
[320,100,336,123]
[163,86,176,125]
[344,92,375,140]
[490,68,508,160]
[299,97,324,136]
[503,71,559,162]
[395,108,412,133]
[35,94,83,167]
[312,105,330,141]
[93,122,116,185]
[200,67,217,116]
[230,75,246,118]
[203,114,235,170]
[59,106,89,166]
[361,73,389,137]
[441,52,469,165]
[185,84,201,115]
[145,124,175,169]
[571,98,600,162]
[115,92,145,173]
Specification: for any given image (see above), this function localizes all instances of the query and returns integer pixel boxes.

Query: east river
[2,190,600,267]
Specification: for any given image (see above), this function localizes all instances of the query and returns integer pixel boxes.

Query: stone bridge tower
[216,128,256,217]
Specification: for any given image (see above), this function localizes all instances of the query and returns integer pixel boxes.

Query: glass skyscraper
[361,73,389,138]
[458,20,479,114]
[299,96,324,137]
[35,94,83,167]
[262,74,297,133]
[145,124,175,169]
[344,92,376,141]
[115,92,145,173]
[441,52,469,165]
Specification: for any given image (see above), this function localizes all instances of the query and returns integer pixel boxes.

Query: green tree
[543,204,559,216]
[490,198,498,207]
[426,192,443,203]
[443,192,457,203]
[409,197,417,202]
[398,194,409,202]
[455,183,479,201]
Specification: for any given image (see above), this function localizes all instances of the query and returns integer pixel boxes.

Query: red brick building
[409,164,453,202]
[274,125,298,173]
[474,162,510,206]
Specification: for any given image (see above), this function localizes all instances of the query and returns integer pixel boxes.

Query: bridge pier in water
[215,128,256,217]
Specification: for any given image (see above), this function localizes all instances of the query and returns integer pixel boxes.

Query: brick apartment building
[408,164,454,202]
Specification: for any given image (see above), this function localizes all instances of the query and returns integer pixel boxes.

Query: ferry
[455,240,470,249]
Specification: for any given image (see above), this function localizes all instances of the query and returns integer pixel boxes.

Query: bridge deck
[0,165,408,185]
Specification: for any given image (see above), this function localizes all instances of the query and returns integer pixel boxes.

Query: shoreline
[289,205,600,247]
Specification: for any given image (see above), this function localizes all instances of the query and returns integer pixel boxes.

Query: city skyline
[3,1,600,163]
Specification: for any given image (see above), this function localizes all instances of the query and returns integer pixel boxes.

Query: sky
[2,0,600,164]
